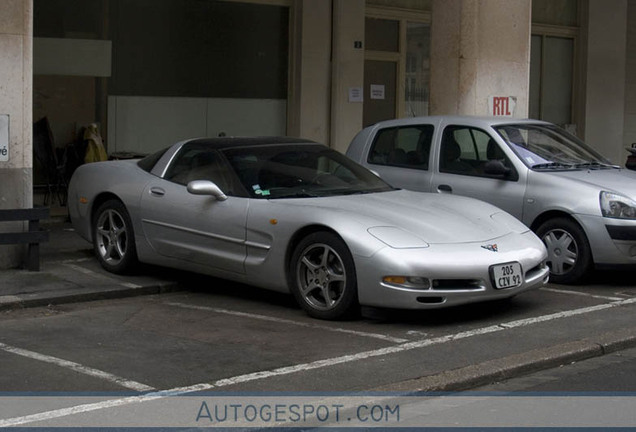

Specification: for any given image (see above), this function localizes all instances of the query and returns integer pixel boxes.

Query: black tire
[289,232,359,320]
[92,199,138,274]
[535,217,592,284]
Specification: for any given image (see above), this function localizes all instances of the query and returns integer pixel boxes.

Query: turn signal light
[382,276,431,289]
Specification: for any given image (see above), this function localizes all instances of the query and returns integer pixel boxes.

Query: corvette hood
[280,189,526,244]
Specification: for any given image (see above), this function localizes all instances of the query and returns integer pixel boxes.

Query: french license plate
[492,262,522,289]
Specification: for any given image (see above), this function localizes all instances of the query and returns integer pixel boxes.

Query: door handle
[149,187,165,197]
[437,184,452,193]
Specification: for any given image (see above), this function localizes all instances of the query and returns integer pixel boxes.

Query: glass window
[163,144,238,194]
[365,18,399,52]
[440,126,515,177]
[138,148,168,173]
[223,144,393,199]
[532,0,578,27]
[530,35,574,126]
[405,22,430,117]
[367,125,433,170]
[495,123,611,169]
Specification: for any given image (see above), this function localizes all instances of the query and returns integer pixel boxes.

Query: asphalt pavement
[2,212,636,393]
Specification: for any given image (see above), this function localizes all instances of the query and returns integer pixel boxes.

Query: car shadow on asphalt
[584,268,636,286]
[165,269,546,326]
[140,264,636,326]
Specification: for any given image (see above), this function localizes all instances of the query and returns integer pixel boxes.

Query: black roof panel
[185,136,317,149]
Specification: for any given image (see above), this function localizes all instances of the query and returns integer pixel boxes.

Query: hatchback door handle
[149,187,165,197]
[437,184,452,193]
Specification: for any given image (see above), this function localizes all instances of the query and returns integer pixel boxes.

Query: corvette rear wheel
[536,217,591,285]
[93,199,138,274]
[290,232,359,320]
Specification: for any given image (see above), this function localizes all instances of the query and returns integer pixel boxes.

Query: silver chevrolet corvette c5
[67,137,549,320]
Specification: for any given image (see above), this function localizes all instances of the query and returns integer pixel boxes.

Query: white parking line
[3,296,636,427]
[540,287,624,301]
[164,301,408,343]
[63,263,97,276]
[0,342,155,392]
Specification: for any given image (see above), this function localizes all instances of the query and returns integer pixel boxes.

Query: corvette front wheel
[290,232,359,320]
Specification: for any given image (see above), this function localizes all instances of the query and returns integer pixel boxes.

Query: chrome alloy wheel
[296,243,347,311]
[95,208,129,266]
[542,228,578,275]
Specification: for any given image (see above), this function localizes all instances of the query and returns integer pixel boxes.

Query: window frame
[531,23,580,129]
[365,6,431,120]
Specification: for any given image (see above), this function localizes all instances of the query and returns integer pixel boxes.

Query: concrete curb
[375,327,636,392]
[0,281,183,311]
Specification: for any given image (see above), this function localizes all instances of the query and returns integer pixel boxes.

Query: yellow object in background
[84,123,107,163]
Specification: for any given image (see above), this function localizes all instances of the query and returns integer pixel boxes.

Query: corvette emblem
[481,244,498,252]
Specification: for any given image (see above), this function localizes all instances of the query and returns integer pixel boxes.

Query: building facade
[0,0,633,268]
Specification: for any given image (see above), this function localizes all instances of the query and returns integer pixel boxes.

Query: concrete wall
[0,0,33,269]
[430,0,531,118]
[287,0,332,145]
[330,0,365,152]
[584,0,627,164]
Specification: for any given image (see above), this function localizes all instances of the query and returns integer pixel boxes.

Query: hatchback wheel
[536,217,591,284]
[93,199,138,274]
[290,232,359,320]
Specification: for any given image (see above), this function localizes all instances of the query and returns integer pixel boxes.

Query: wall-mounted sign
[0,115,8,162]
[370,84,385,100]
[488,96,516,117]
[348,87,363,103]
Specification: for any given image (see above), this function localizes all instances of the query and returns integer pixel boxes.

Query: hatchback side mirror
[187,180,228,201]
[484,160,511,177]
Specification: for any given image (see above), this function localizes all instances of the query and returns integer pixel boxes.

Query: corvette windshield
[494,124,614,170]
[223,144,394,198]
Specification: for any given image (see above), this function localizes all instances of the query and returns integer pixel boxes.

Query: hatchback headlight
[600,191,636,219]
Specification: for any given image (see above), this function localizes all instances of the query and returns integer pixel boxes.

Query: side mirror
[187,180,228,201]
[484,160,511,177]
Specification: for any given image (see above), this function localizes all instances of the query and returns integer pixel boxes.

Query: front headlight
[600,191,636,219]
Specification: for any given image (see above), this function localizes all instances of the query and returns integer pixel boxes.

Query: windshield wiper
[269,189,320,199]
[573,162,621,169]
[531,162,576,170]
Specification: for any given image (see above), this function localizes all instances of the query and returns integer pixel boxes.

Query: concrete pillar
[0,0,33,269]
[430,0,531,118]
[287,0,332,146]
[583,0,627,164]
[330,0,365,152]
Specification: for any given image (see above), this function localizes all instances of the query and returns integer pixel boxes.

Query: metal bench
[0,207,50,271]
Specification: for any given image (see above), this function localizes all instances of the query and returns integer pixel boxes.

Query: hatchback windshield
[494,124,614,170]
[223,144,394,198]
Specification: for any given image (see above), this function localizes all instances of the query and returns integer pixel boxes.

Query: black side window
[367,125,433,170]
[137,148,168,173]
[163,144,238,195]
[440,126,516,179]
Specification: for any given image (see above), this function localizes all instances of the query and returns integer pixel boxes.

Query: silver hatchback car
[347,116,636,284]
